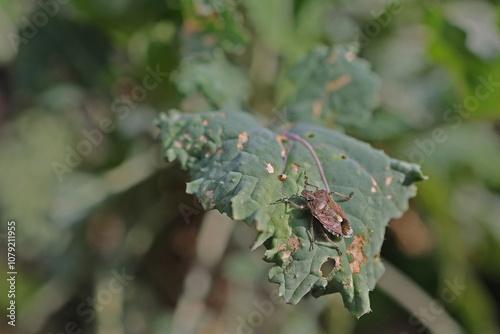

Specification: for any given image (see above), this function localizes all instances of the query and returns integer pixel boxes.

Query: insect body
[277,172,354,253]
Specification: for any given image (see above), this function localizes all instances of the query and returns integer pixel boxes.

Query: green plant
[156,46,425,317]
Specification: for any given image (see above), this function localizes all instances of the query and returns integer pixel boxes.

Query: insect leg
[309,216,315,250]
[329,190,354,201]
[303,171,319,190]
[320,226,342,255]
[275,197,308,210]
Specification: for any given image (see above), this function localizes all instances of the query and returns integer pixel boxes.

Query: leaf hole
[306,133,315,138]
[320,257,336,279]
[340,154,347,160]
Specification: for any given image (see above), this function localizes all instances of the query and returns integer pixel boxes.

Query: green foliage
[156,109,424,317]
[174,52,251,110]
[287,46,380,128]
[5,0,500,332]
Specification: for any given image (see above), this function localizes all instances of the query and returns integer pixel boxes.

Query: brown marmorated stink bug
[276,172,354,254]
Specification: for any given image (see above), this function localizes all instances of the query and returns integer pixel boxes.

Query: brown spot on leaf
[332,255,342,270]
[278,174,287,181]
[386,194,393,199]
[174,140,183,148]
[265,163,275,174]
[371,186,377,193]
[276,134,289,157]
[237,131,250,150]
[220,112,227,117]
[346,235,367,274]
[215,148,224,155]
[326,74,352,92]
[205,150,213,158]
[291,163,300,172]
[278,235,302,260]
[202,118,210,126]
[205,190,215,207]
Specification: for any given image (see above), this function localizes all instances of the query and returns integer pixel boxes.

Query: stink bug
[276,172,354,253]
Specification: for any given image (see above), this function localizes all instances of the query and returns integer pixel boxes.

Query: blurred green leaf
[156,110,424,317]
[286,46,380,128]
[174,51,251,111]
[426,8,500,120]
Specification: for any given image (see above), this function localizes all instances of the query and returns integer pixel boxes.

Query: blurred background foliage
[0,0,500,333]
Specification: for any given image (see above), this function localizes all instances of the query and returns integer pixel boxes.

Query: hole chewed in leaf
[346,235,367,274]
[278,235,302,261]
[320,255,342,279]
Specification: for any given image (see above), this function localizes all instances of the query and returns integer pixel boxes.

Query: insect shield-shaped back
[301,189,354,238]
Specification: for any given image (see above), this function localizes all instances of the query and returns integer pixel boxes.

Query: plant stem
[378,259,466,334]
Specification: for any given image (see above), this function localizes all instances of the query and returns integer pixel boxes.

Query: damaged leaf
[156,110,425,317]
[286,45,380,128]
